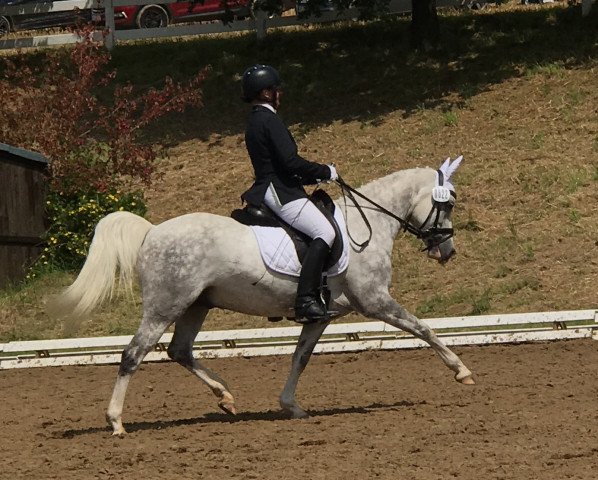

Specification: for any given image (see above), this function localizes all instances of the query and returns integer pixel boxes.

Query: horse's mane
[357,166,434,196]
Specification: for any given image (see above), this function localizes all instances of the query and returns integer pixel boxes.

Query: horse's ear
[444,155,463,181]
[439,157,451,175]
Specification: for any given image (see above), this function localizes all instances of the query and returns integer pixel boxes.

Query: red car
[108,0,251,29]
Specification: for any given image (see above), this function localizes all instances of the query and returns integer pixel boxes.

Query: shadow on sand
[60,399,424,438]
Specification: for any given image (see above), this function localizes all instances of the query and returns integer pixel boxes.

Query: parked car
[294,0,335,16]
[0,0,91,36]
[103,0,252,29]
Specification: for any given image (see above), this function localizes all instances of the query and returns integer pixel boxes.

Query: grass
[0,272,71,341]
[1,1,597,341]
[0,271,144,341]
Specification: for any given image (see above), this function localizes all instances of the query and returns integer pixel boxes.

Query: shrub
[28,189,147,278]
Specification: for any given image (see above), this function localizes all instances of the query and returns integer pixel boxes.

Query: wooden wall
[0,146,48,288]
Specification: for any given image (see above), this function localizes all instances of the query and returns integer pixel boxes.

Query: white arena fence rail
[2,0,596,51]
[1,309,597,370]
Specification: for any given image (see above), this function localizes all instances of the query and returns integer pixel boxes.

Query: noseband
[405,169,456,249]
[336,174,455,251]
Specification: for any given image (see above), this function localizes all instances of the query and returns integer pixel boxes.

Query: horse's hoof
[218,391,237,415]
[218,401,237,415]
[107,413,127,436]
[455,368,475,385]
[292,411,309,419]
[288,408,309,419]
[459,375,476,385]
[111,427,127,436]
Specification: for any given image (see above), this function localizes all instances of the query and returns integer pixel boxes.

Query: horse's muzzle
[428,246,456,264]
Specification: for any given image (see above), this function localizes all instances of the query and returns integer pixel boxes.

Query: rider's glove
[328,164,338,182]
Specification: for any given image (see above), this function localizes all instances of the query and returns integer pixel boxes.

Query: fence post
[104,0,116,49]
[255,9,268,40]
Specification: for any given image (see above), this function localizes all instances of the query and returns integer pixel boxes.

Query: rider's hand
[328,165,338,182]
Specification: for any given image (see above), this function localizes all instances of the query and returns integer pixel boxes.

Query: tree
[410,0,440,50]
[283,0,441,50]
[0,25,209,195]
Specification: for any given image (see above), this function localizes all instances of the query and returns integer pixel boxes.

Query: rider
[241,64,338,324]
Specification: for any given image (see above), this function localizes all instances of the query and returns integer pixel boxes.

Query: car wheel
[136,5,169,29]
[0,16,11,36]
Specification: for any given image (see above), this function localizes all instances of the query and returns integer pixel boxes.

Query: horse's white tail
[54,211,154,321]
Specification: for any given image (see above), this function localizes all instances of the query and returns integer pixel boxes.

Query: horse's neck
[338,168,434,242]
[359,168,432,216]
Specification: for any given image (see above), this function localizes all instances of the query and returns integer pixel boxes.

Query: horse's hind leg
[167,303,237,415]
[106,311,174,436]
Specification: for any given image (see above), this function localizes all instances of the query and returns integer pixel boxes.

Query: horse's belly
[205,271,298,317]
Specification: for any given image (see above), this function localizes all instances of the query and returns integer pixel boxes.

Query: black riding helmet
[242,64,281,103]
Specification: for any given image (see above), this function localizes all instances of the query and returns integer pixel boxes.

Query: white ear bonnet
[432,155,463,202]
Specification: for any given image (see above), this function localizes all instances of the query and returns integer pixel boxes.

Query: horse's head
[408,156,463,264]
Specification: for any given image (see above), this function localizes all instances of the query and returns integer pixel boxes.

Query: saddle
[230,189,344,271]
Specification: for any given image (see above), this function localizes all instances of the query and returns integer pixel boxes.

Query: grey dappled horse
[57,157,474,436]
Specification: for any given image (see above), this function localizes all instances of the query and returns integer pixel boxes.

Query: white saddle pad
[250,207,349,278]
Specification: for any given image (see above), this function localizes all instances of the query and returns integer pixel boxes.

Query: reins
[335,175,454,251]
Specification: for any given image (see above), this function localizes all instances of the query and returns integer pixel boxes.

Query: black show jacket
[242,105,331,206]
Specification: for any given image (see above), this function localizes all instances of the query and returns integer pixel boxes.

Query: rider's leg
[264,185,335,323]
[294,237,331,322]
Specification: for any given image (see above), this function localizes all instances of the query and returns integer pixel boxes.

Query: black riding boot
[294,238,331,324]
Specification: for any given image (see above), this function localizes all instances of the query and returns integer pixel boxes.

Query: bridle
[336,173,455,251]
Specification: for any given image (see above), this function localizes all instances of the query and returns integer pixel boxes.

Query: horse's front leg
[358,294,475,384]
[280,321,329,418]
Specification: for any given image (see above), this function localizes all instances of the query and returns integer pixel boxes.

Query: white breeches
[264,184,335,247]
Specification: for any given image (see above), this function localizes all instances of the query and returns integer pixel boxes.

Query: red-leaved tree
[0,25,209,193]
